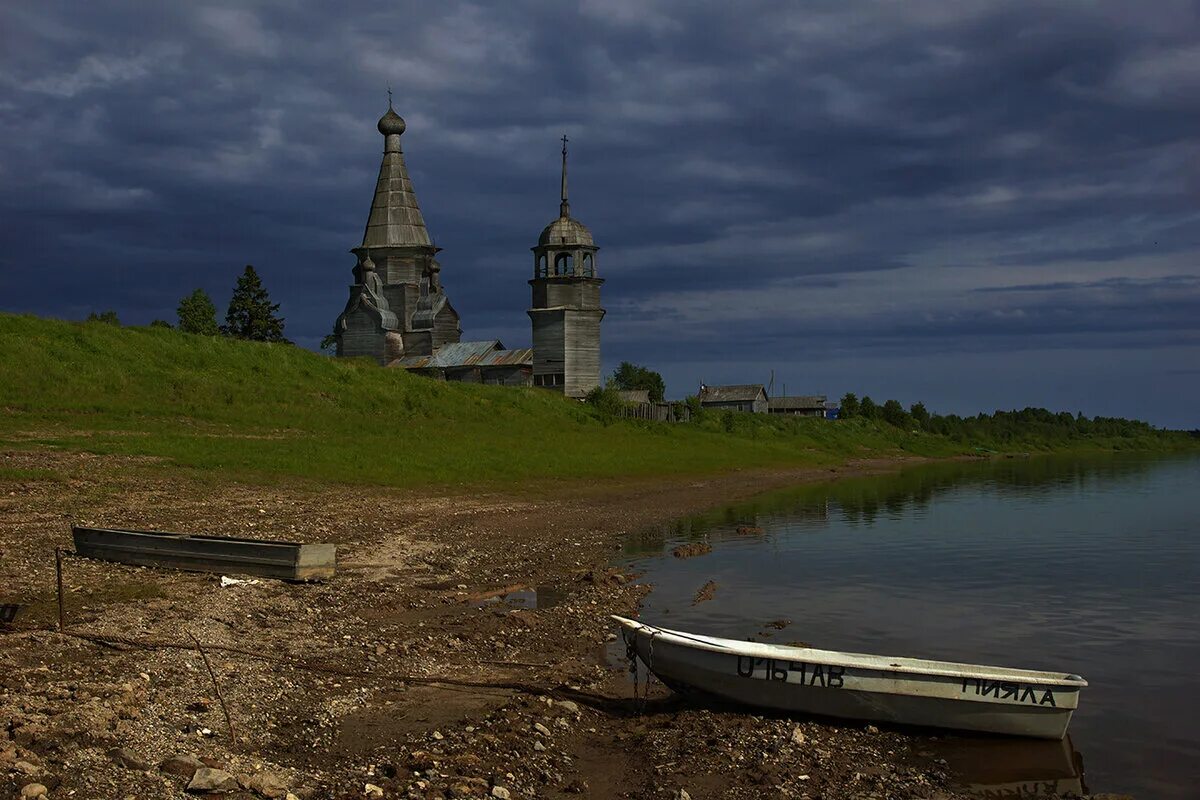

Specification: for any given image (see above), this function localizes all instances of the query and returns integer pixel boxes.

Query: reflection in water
[935,736,1086,798]
[622,455,1169,559]
[617,455,1200,799]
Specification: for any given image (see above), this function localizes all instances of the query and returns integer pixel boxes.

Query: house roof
[617,389,651,404]
[769,395,827,410]
[393,340,532,369]
[361,107,433,249]
[699,384,767,403]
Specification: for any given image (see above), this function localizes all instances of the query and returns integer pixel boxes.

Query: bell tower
[528,136,605,398]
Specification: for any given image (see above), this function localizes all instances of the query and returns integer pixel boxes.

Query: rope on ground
[56,629,561,696]
[624,628,661,711]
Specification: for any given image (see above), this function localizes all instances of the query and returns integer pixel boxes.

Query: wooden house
[698,384,769,414]
[768,395,828,417]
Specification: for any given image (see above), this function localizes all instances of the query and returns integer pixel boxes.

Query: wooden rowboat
[613,616,1087,739]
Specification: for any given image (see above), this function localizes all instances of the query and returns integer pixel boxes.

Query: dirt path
[0,451,1086,799]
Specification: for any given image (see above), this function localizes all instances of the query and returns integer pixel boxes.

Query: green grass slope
[0,314,1192,488]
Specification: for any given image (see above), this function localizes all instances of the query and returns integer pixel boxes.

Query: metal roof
[699,384,768,402]
[472,347,533,367]
[393,340,532,369]
[769,395,827,410]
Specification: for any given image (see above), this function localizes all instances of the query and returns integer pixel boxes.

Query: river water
[616,455,1200,798]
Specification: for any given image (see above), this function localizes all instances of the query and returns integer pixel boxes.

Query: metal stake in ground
[55,547,65,632]
[187,630,236,743]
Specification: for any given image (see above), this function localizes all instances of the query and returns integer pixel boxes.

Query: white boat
[613,616,1087,739]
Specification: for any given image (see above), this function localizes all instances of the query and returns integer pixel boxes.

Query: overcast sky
[2,1,1198,427]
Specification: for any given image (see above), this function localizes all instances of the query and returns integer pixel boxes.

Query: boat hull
[72,526,336,581]
[620,620,1080,740]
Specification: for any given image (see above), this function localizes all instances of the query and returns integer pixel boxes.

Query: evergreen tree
[176,289,220,335]
[859,395,879,419]
[222,265,287,342]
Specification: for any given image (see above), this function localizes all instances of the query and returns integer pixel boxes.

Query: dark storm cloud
[1,1,1199,425]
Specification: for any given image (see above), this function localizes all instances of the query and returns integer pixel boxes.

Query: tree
[86,310,120,326]
[839,392,860,419]
[223,265,287,342]
[912,402,931,429]
[609,361,666,402]
[319,333,338,353]
[910,401,930,427]
[149,319,173,329]
[859,395,879,420]
[881,398,912,428]
[585,384,626,423]
[177,289,220,335]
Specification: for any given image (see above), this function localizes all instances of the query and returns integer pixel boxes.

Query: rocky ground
[0,450,1123,799]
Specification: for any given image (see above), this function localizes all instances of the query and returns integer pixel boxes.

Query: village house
[768,395,828,417]
[698,384,769,414]
[332,104,604,398]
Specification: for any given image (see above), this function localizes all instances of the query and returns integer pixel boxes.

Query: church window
[536,254,548,277]
[582,253,594,276]
[554,252,573,275]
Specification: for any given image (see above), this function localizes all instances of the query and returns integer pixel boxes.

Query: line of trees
[180,265,287,342]
[838,392,1160,440]
[87,265,288,343]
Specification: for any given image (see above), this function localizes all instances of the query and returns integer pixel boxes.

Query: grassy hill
[0,314,1192,489]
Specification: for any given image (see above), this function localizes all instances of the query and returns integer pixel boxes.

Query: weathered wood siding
[482,366,532,386]
[339,307,389,364]
[438,365,531,387]
[703,398,768,414]
[433,304,461,347]
[563,309,604,398]
[403,329,434,357]
[530,309,565,386]
[533,278,603,310]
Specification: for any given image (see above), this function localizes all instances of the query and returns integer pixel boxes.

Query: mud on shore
[0,451,1102,799]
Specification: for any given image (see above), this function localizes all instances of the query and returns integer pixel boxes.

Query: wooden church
[332,104,604,398]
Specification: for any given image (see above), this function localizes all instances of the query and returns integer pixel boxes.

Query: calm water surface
[616,455,1200,799]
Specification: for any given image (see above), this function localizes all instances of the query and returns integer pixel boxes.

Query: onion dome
[377,107,406,137]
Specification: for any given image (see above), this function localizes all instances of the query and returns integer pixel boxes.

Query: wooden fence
[619,401,691,423]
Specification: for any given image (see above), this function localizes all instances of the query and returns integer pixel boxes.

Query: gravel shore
[1,450,1118,798]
